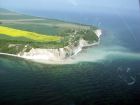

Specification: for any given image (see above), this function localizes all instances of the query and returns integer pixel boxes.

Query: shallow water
[0,55,140,105]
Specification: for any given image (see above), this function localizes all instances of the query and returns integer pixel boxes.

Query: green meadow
[0,8,98,54]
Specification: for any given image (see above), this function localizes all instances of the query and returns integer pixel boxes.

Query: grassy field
[1,23,62,35]
[0,26,62,42]
[0,8,99,54]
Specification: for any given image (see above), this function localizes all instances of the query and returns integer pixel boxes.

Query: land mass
[0,8,102,62]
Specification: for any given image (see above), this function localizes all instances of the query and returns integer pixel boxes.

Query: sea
[0,4,140,105]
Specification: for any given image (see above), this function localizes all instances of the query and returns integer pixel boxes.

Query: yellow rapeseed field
[0,26,62,42]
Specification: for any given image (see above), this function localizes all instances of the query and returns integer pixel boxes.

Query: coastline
[0,29,102,64]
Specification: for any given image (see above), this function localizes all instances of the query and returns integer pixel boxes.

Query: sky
[0,0,139,13]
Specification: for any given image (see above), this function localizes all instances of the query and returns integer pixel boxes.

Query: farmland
[0,26,62,42]
[0,8,99,54]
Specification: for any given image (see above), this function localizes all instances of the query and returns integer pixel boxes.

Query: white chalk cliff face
[18,30,102,61]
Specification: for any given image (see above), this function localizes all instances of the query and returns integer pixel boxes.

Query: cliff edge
[18,29,102,61]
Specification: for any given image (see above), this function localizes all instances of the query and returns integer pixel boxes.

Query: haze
[0,0,139,13]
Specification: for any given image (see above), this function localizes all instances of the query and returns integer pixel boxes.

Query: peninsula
[0,8,102,62]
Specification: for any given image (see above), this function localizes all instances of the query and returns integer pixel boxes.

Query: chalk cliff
[18,29,102,61]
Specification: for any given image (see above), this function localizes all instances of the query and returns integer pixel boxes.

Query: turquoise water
[1,5,140,105]
[1,54,140,105]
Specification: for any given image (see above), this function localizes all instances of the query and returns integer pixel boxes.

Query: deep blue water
[0,6,140,105]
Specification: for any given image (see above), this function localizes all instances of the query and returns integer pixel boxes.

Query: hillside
[0,8,100,59]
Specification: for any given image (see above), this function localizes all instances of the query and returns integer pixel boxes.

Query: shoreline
[0,29,102,64]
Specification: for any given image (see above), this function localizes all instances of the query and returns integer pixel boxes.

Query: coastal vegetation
[0,8,99,54]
